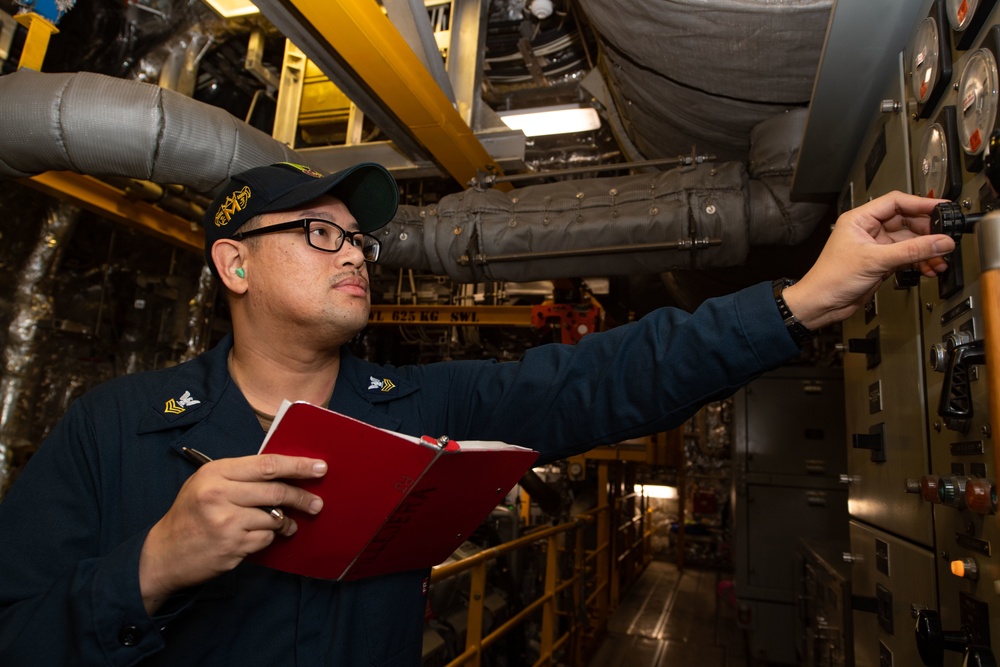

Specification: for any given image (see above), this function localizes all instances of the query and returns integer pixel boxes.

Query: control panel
[841,1,1000,664]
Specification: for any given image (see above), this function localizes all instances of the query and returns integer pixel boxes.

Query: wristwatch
[772,278,817,347]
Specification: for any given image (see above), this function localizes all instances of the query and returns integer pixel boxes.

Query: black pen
[180,447,284,521]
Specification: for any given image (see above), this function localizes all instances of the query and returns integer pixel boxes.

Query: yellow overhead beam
[22,172,203,252]
[288,0,510,191]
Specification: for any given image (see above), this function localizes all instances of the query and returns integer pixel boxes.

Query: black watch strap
[772,278,817,347]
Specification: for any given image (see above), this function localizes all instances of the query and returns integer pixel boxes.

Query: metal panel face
[914,18,1000,656]
[921,202,1000,666]
[743,369,845,478]
[743,485,849,595]
[842,283,934,545]
[849,521,937,667]
[842,52,914,203]
[738,599,798,665]
[839,30,934,548]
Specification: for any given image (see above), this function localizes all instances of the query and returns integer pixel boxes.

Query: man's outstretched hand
[783,191,956,331]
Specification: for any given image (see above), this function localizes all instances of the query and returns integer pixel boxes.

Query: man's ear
[212,239,248,294]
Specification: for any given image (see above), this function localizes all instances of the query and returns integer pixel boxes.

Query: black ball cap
[203,161,398,277]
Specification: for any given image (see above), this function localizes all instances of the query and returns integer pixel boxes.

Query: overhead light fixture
[497,104,601,137]
[201,0,259,18]
[635,484,679,500]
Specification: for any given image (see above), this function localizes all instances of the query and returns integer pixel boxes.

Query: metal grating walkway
[586,561,749,667]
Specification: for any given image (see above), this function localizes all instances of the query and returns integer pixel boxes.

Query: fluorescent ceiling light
[635,484,678,500]
[202,0,259,18]
[498,104,601,137]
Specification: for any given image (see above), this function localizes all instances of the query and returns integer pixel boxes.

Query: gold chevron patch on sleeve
[164,398,185,414]
[381,379,396,393]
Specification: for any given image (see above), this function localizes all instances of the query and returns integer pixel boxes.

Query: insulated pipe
[976,212,1000,511]
[375,108,828,282]
[0,70,828,282]
[0,69,299,194]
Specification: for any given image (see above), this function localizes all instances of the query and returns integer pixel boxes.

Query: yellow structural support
[287,0,510,191]
[23,172,203,251]
[14,12,58,72]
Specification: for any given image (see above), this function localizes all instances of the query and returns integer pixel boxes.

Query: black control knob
[915,609,971,666]
[937,338,986,432]
[894,267,921,289]
[931,202,982,240]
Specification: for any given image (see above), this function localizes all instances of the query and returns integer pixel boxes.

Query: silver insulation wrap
[378,107,826,281]
[0,201,79,494]
[0,69,299,195]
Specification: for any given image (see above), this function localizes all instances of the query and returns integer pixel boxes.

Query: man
[0,161,954,665]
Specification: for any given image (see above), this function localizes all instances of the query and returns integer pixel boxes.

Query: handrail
[430,515,592,583]
[430,511,602,667]
[428,464,651,666]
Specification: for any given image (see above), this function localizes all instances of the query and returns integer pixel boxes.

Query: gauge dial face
[911,17,942,104]
[947,0,980,31]
[958,48,999,155]
[917,122,950,198]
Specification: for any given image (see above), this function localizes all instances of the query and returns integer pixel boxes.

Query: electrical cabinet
[733,366,849,665]
[795,539,853,667]
[848,520,938,667]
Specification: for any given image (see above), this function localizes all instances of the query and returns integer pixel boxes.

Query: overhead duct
[0,70,827,282]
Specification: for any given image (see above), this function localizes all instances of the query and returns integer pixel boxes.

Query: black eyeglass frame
[233,218,381,263]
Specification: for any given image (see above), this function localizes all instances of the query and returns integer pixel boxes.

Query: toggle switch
[966,478,997,515]
[847,326,881,369]
[852,423,886,463]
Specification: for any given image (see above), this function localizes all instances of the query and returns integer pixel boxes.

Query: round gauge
[957,48,999,156]
[947,0,980,31]
[917,122,950,198]
[910,17,942,104]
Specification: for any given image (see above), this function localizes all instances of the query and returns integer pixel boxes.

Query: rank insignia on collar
[164,390,202,414]
[368,376,396,393]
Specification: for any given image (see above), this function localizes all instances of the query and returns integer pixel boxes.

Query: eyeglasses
[233,218,381,262]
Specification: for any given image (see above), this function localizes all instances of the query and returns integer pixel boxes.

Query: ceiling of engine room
[8,0,842,310]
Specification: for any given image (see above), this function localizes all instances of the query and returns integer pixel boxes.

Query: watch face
[958,48,1000,155]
